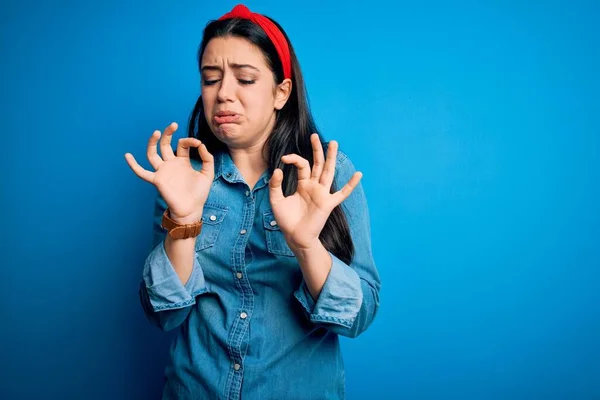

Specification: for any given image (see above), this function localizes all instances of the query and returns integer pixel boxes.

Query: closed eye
[202,79,256,86]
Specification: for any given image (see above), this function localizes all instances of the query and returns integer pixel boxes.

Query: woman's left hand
[268,134,363,252]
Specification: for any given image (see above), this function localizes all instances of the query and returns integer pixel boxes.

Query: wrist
[289,238,324,256]
[169,210,203,225]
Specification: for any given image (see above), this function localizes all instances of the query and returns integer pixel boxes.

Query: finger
[159,122,178,161]
[176,137,201,158]
[281,154,311,181]
[146,130,163,170]
[269,168,285,205]
[332,171,362,205]
[197,142,215,178]
[124,153,154,183]
[311,133,325,179]
[319,140,338,187]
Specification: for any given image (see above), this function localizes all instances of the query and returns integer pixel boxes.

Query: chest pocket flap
[263,211,294,257]
[196,204,228,251]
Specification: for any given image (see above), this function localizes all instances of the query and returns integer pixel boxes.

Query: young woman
[125,4,381,399]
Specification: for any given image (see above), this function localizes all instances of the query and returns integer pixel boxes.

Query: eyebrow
[201,63,260,72]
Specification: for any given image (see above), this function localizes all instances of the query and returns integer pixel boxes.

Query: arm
[139,193,209,332]
[293,156,381,338]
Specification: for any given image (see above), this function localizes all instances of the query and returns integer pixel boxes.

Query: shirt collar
[215,151,240,183]
[214,151,272,188]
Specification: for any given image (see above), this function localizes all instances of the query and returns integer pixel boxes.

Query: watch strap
[161,208,203,239]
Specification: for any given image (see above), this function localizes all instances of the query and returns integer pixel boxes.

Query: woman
[125,4,381,399]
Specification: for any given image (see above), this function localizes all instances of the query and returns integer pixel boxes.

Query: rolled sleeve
[294,252,363,328]
[142,240,207,312]
[293,151,381,338]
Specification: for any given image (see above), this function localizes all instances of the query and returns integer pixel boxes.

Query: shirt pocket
[263,211,295,257]
[195,204,228,251]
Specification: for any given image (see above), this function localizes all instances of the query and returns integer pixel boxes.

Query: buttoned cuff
[293,252,363,329]
[142,240,207,312]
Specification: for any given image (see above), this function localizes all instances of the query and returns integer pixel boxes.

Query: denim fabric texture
[139,147,381,399]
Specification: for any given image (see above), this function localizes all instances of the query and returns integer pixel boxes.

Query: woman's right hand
[124,122,214,224]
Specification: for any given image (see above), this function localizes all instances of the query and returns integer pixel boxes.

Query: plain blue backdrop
[2,0,599,399]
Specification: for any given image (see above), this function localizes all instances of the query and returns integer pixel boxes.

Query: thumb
[269,168,285,205]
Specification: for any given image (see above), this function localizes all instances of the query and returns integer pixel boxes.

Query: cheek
[202,90,213,108]
[242,87,274,119]
[202,92,214,120]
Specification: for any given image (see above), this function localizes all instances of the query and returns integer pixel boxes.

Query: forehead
[201,36,268,70]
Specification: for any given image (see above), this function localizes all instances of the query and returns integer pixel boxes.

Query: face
[200,36,291,149]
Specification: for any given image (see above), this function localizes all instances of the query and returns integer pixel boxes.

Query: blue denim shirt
[139,147,381,399]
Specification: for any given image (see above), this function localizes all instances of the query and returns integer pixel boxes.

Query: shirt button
[240,312,248,319]
[234,363,241,371]
[236,272,243,279]
[240,229,247,235]
[270,220,277,227]
[209,215,217,221]
[245,190,250,196]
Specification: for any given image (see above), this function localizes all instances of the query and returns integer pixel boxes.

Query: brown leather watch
[161,208,203,239]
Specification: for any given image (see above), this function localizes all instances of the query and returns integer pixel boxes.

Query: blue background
[2,0,599,399]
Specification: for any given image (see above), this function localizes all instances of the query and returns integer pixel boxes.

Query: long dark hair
[187,16,354,265]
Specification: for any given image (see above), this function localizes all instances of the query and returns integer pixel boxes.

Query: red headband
[218,4,292,80]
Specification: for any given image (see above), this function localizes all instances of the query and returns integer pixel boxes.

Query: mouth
[214,111,240,125]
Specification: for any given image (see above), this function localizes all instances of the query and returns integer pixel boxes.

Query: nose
[216,74,236,103]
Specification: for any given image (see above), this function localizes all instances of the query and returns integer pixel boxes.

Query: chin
[213,123,242,141]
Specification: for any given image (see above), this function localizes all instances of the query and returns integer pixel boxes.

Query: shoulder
[322,142,355,179]
[335,149,350,167]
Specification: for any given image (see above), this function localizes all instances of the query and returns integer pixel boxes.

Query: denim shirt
[139,147,381,400]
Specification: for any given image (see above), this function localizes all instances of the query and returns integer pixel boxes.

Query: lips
[214,111,240,124]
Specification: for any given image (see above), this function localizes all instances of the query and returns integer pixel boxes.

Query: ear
[274,78,292,110]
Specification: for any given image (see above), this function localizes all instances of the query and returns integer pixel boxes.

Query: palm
[269,135,362,250]
[153,158,213,219]
[272,179,333,243]
[125,122,215,222]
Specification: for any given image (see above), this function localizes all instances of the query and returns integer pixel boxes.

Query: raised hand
[268,134,362,250]
[124,122,214,224]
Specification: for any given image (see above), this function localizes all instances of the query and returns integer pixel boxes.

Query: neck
[227,115,276,188]
[229,143,268,174]
[228,140,269,190]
